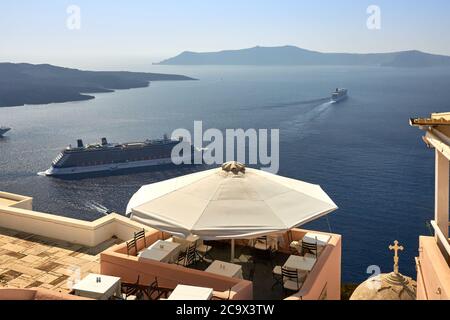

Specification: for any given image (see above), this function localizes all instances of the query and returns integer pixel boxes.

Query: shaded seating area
[99,230,253,300]
[110,162,340,300]
[198,234,325,298]
[126,162,337,261]
[98,225,336,300]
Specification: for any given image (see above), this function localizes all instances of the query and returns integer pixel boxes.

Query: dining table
[205,260,243,279]
[72,273,121,300]
[167,285,213,300]
[138,240,181,263]
[283,254,317,272]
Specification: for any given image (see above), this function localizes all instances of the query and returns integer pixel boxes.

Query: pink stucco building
[411,113,450,300]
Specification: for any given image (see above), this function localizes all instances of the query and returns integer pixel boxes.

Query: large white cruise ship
[331,88,348,103]
[42,136,193,177]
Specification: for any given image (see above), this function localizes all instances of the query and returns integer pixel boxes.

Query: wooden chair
[281,267,303,293]
[253,236,277,264]
[254,236,270,251]
[175,243,197,267]
[185,242,198,266]
[143,277,172,300]
[134,229,147,250]
[126,238,138,256]
[196,241,213,261]
[301,240,318,258]
[234,254,255,281]
[121,275,142,300]
[175,249,187,266]
[271,265,283,289]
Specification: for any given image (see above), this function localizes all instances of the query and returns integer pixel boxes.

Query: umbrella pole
[231,239,235,262]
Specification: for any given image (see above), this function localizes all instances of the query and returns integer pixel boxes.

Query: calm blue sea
[1,65,449,283]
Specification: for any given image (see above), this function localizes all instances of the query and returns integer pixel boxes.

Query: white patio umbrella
[126,162,338,260]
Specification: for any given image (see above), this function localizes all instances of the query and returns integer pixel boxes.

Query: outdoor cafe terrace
[99,228,341,300]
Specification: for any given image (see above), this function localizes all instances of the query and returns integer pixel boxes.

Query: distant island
[157,45,450,68]
[0,63,195,107]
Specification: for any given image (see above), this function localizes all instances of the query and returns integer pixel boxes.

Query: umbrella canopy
[127,162,338,240]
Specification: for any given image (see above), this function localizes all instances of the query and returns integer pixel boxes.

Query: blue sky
[1,0,450,67]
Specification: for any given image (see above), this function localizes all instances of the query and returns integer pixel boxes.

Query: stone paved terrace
[0,227,122,293]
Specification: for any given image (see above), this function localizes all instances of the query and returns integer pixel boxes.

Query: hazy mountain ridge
[0,63,195,107]
[157,45,450,67]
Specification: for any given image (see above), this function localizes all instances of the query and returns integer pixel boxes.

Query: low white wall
[0,191,33,210]
[0,204,152,247]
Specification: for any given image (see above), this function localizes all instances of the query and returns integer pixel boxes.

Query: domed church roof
[350,241,417,300]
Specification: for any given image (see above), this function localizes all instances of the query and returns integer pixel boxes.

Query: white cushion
[197,244,212,253]
[290,240,301,248]
[272,266,282,275]
[238,254,252,263]
[254,242,269,251]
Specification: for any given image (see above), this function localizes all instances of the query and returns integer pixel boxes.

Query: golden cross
[389,240,404,274]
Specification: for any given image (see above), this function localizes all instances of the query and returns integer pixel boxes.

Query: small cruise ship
[42,136,191,176]
[331,88,348,103]
[0,127,11,136]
